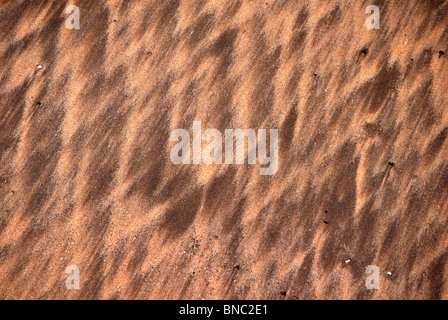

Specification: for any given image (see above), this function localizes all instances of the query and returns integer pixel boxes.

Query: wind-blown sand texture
[0,0,447,300]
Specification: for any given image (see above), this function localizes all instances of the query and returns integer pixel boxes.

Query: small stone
[344,259,351,264]
[387,271,392,276]
[37,65,43,69]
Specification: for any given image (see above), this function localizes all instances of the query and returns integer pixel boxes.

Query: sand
[0,0,447,299]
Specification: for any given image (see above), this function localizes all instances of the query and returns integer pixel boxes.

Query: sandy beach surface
[0,0,447,299]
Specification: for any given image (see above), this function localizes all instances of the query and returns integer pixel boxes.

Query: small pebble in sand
[37,64,43,69]
[387,272,392,276]
[344,259,351,264]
